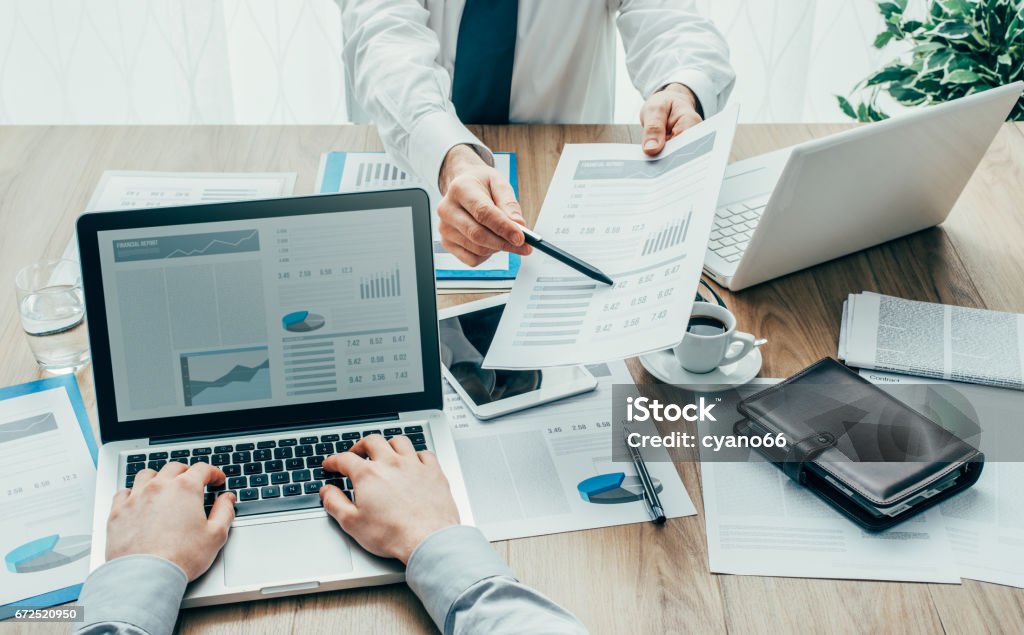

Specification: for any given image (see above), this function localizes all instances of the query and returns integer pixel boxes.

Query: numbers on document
[544,421,609,434]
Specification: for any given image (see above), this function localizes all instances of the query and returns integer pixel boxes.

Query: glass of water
[15,259,90,374]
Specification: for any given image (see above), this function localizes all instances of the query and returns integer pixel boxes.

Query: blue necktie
[450,0,519,124]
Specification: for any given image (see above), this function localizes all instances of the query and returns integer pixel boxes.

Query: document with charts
[0,375,97,610]
[316,151,520,289]
[859,370,1024,588]
[446,360,695,541]
[62,171,297,262]
[483,108,737,368]
[698,380,960,584]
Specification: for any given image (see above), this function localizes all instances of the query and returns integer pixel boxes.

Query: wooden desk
[2,123,1022,634]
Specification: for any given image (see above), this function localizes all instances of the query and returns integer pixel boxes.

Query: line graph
[0,412,58,444]
[112,229,261,262]
[164,230,259,258]
[180,346,271,406]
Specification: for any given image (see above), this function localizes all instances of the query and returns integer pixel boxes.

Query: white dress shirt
[338,0,735,188]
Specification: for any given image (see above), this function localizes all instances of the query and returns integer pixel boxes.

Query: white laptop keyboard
[708,195,770,263]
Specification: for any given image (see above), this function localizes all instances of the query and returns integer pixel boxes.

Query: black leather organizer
[733,358,984,530]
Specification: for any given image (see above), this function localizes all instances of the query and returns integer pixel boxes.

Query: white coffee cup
[673,302,756,374]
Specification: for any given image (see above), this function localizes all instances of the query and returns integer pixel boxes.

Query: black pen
[520,226,614,286]
[624,427,666,524]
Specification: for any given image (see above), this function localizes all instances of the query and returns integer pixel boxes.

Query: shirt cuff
[408,110,494,190]
[76,555,188,635]
[405,525,514,632]
[658,69,721,118]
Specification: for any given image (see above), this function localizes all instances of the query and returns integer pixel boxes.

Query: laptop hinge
[150,413,400,446]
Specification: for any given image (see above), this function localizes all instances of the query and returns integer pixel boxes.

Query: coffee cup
[673,302,755,374]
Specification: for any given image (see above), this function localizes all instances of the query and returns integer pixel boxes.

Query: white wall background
[0,0,920,125]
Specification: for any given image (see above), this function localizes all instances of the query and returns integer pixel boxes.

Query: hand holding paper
[483,107,738,369]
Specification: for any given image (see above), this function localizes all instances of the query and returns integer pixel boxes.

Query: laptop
[705,81,1024,291]
[77,189,473,607]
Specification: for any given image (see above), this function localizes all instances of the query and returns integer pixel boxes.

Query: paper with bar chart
[0,376,97,606]
[483,108,738,368]
[316,151,520,288]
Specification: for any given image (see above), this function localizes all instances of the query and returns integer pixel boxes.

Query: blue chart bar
[360,267,401,299]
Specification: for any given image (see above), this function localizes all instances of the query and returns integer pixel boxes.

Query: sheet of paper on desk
[839,292,1024,391]
[0,376,97,609]
[482,107,737,368]
[315,151,520,290]
[61,171,297,262]
[699,379,960,584]
[446,360,695,541]
[859,369,1024,588]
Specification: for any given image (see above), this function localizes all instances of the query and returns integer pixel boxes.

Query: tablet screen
[439,303,589,406]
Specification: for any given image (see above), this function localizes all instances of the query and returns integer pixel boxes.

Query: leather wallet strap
[782,431,837,482]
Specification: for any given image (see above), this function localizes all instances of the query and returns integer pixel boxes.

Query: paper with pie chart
[445,360,695,541]
[0,376,97,607]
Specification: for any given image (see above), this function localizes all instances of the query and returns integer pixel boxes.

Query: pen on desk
[519,226,614,286]
[623,427,666,524]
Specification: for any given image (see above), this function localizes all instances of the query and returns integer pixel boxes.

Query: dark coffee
[686,315,728,336]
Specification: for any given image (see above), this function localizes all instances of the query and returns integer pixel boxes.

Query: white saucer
[638,347,763,390]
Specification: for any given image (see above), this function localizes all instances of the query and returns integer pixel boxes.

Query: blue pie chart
[577,472,663,504]
[282,310,325,333]
[5,534,91,573]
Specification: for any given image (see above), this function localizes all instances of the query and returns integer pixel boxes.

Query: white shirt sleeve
[616,0,736,117]
[337,0,495,186]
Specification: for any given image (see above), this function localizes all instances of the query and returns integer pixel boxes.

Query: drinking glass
[15,259,90,374]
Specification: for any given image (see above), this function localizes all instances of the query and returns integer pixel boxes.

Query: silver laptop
[77,190,472,607]
[705,81,1023,291]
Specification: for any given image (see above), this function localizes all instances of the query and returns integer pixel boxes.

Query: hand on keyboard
[320,434,460,564]
[106,462,236,581]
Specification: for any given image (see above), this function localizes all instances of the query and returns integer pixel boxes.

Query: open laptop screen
[94,206,425,423]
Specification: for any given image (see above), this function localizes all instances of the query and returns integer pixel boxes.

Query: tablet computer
[438,295,597,419]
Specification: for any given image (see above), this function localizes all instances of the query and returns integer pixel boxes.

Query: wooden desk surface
[2,123,1022,634]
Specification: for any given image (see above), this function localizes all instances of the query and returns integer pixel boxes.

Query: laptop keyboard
[708,195,770,263]
[121,425,429,518]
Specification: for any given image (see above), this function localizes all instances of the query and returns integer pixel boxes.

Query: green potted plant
[839,0,1023,121]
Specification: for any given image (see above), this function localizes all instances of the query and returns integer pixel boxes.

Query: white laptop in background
[705,81,1023,291]
[76,189,472,607]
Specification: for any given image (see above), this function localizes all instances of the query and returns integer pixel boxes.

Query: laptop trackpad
[223,516,354,587]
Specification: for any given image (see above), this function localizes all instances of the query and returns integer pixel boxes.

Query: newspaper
[838,292,1024,390]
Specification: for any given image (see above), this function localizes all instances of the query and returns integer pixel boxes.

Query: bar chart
[641,211,692,256]
[360,267,401,300]
[355,161,410,188]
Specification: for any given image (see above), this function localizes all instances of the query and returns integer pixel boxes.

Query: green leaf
[903,20,924,32]
[857,102,870,122]
[923,48,954,73]
[934,21,975,37]
[879,2,904,19]
[997,53,1012,66]
[912,42,945,53]
[874,30,895,48]
[890,86,928,105]
[836,95,857,119]
[938,0,972,17]
[944,69,982,83]
[866,65,915,86]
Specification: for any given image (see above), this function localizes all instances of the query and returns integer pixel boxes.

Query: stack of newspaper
[838,292,1024,390]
